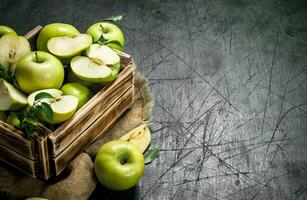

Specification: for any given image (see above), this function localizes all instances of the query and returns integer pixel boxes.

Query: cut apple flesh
[71,56,113,83]
[0,35,31,68]
[28,89,79,124]
[71,44,120,83]
[47,34,92,58]
[119,124,151,153]
[0,79,27,111]
[86,44,120,65]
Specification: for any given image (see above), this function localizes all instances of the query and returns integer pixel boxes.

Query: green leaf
[107,40,123,47]
[144,148,159,164]
[95,34,108,45]
[40,102,53,121]
[0,63,19,88]
[105,14,126,22]
[34,92,54,102]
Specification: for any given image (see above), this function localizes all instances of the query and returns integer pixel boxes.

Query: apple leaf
[34,92,54,101]
[144,148,159,164]
[95,34,108,44]
[95,35,122,48]
[105,14,126,22]
[39,102,53,121]
[0,63,19,89]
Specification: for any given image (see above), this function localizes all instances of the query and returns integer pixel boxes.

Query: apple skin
[14,51,64,94]
[61,82,92,109]
[95,140,145,191]
[86,22,124,51]
[36,23,80,52]
[6,113,20,128]
[0,25,17,37]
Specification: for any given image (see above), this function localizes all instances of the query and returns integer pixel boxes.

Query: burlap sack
[0,72,154,200]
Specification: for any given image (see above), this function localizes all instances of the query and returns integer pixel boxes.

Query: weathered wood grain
[0,121,34,160]
[0,143,35,176]
[32,133,52,180]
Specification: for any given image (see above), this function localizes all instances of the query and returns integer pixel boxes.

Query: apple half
[71,44,120,83]
[0,79,27,111]
[28,89,79,124]
[119,124,151,153]
[0,34,31,68]
[47,34,92,59]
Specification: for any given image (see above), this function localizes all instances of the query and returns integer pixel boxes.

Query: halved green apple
[47,34,92,59]
[0,34,31,68]
[28,89,79,124]
[0,79,27,111]
[71,44,120,83]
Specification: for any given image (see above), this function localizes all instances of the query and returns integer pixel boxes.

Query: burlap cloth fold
[0,72,154,200]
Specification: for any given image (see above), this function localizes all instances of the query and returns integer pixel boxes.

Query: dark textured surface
[1,0,307,199]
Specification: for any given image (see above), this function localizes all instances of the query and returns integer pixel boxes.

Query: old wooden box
[0,26,135,180]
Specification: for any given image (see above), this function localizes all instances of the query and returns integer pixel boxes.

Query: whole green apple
[61,82,92,109]
[86,22,124,51]
[0,25,17,37]
[95,140,145,191]
[14,51,64,94]
[36,23,80,52]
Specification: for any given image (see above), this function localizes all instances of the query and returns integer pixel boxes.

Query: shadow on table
[89,184,139,200]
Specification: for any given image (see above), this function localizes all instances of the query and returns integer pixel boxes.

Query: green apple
[86,22,124,51]
[71,44,120,83]
[0,25,17,37]
[0,34,31,69]
[0,79,27,111]
[6,113,20,128]
[95,140,145,191]
[14,51,64,94]
[28,89,78,124]
[47,33,92,59]
[36,23,80,52]
[0,111,7,121]
[61,82,92,109]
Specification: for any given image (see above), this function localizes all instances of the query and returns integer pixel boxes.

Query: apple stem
[100,25,106,33]
[35,52,39,63]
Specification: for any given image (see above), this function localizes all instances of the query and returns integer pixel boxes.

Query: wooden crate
[0,26,135,180]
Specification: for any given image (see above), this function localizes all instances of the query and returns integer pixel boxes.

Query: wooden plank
[51,86,134,175]
[0,143,36,177]
[24,25,42,50]
[32,134,52,180]
[49,62,134,156]
[0,121,34,160]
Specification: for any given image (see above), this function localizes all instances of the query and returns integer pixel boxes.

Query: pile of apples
[0,22,124,126]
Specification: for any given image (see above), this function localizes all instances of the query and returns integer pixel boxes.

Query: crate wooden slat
[49,60,134,157]
[0,26,135,180]
[0,143,36,176]
[0,121,34,160]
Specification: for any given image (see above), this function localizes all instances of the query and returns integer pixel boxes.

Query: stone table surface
[1,0,307,199]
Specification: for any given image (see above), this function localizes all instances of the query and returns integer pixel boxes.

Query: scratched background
[1,0,307,199]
